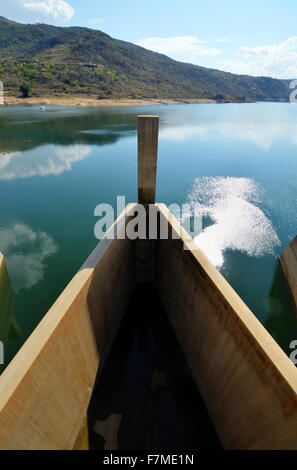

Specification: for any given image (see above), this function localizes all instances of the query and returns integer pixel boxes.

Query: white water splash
[185,177,280,268]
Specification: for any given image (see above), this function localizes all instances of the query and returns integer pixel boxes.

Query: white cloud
[219,37,297,79]
[0,0,74,24]
[137,36,221,63]
[24,0,73,21]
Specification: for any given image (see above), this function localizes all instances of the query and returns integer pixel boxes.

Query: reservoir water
[0,102,297,369]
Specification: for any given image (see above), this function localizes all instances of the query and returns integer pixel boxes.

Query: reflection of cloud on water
[160,126,206,141]
[80,129,112,136]
[220,119,297,151]
[0,224,57,292]
[159,107,297,150]
[0,145,91,180]
[186,177,280,268]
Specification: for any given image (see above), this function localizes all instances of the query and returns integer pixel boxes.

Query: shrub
[19,82,31,98]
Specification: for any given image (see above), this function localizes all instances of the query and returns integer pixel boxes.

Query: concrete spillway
[88,283,222,450]
[0,117,297,450]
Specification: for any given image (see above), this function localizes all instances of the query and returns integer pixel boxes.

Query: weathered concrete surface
[154,203,297,450]
[280,236,297,309]
[0,205,137,450]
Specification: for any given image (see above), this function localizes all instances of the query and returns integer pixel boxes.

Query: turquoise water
[0,102,297,368]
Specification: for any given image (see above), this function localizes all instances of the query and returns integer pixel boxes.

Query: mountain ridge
[0,16,291,102]
[0,16,20,25]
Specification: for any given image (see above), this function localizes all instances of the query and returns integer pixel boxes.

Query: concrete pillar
[136,115,159,282]
[138,115,159,205]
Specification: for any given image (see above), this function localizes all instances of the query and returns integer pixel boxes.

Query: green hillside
[0,16,290,102]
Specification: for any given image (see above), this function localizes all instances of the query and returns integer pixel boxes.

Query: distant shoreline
[2,95,218,107]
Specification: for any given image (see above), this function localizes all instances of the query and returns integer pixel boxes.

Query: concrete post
[136,115,159,282]
[138,115,159,204]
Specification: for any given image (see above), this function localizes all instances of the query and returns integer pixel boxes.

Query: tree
[20,82,31,98]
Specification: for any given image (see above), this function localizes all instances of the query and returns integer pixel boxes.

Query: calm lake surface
[0,102,297,368]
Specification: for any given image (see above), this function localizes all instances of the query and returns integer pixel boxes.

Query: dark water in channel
[0,102,297,369]
[88,284,222,450]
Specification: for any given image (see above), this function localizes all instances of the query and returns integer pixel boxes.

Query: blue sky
[1,0,297,78]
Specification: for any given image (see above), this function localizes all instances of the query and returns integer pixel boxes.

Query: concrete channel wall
[154,203,297,450]
[0,205,136,450]
[280,236,297,310]
[1,202,297,449]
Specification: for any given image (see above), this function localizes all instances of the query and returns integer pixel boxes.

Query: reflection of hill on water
[0,109,137,153]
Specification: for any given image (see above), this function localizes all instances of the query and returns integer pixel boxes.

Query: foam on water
[186,177,280,268]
